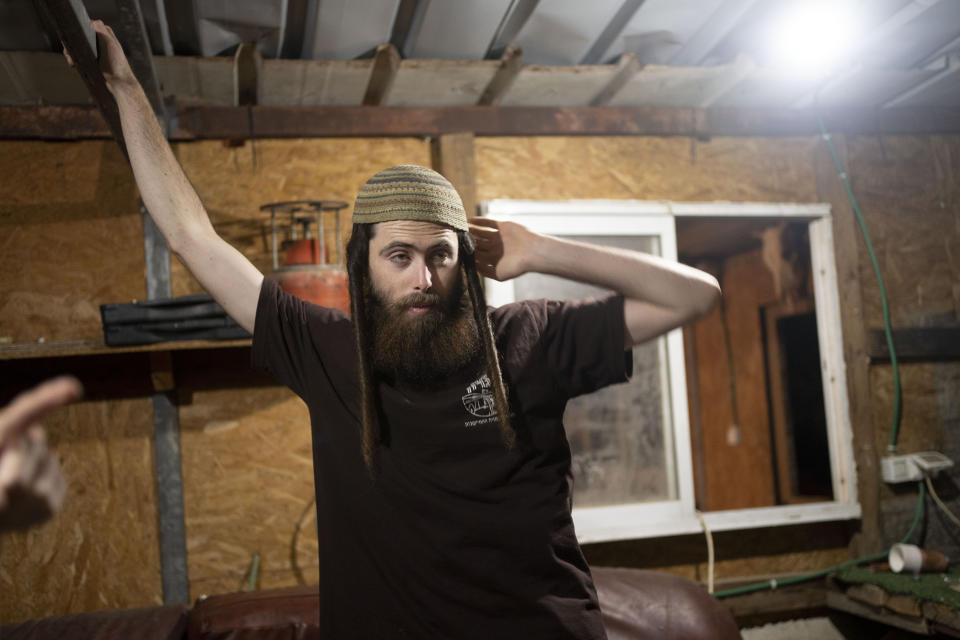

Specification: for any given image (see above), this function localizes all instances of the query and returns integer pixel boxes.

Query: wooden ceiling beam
[670,0,759,66]
[477,45,522,106]
[883,53,960,108]
[389,0,429,59]
[4,104,960,140]
[362,43,400,106]
[163,0,201,56]
[484,0,539,60]
[37,0,127,156]
[278,0,314,59]
[590,52,642,106]
[579,0,646,65]
[113,0,166,117]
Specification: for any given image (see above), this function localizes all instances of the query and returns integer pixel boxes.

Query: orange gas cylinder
[274,264,349,312]
[260,200,351,314]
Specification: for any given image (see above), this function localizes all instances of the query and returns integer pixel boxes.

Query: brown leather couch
[2,568,741,639]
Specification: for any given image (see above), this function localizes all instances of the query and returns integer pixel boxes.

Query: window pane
[510,235,676,507]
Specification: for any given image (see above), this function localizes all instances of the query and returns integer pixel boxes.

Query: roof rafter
[590,52,642,106]
[278,0,315,59]
[669,0,759,66]
[163,0,201,56]
[363,43,400,106]
[884,53,960,108]
[37,0,127,155]
[485,0,539,60]
[477,45,522,106]
[389,0,430,58]
[579,0,646,65]
[114,0,166,117]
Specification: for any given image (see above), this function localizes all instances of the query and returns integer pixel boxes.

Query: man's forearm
[525,232,720,317]
[112,83,214,253]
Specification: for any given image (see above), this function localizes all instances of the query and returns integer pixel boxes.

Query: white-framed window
[481,199,860,543]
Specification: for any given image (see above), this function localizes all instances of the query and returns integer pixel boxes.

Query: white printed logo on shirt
[462,374,498,425]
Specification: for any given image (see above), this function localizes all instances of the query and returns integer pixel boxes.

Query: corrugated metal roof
[2,0,958,109]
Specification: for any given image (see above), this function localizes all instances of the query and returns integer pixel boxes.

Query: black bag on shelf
[100,294,250,346]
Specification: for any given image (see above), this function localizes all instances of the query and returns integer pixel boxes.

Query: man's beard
[366,272,481,390]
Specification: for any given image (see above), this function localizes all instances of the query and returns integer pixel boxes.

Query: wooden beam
[114,0,165,117]
[362,43,400,106]
[164,0,202,56]
[234,42,261,106]
[915,33,960,68]
[431,132,477,216]
[670,0,759,66]
[477,45,522,106]
[389,0,429,58]
[868,328,960,361]
[814,134,882,557]
[590,52,642,106]
[38,0,126,156]
[579,0,647,65]
[485,0,539,60]
[724,584,827,625]
[151,388,189,604]
[884,53,960,108]
[4,104,960,140]
[827,591,930,635]
[278,0,313,59]
[32,0,68,53]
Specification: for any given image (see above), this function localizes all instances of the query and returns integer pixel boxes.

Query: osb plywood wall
[475,137,820,202]
[0,397,162,623]
[848,136,960,329]
[0,141,143,343]
[845,136,959,556]
[179,387,317,599]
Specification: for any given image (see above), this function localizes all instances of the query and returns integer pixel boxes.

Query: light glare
[766,1,859,77]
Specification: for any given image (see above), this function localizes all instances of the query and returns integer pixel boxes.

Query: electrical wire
[817,115,902,452]
[714,481,925,598]
[697,511,715,594]
[925,474,960,530]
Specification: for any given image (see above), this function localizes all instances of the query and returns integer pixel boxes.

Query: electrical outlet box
[913,451,953,474]
[882,452,953,484]
[882,455,922,483]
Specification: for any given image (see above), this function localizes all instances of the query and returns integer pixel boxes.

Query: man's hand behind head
[0,376,82,531]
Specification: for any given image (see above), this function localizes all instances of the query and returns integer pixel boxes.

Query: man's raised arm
[69,21,263,333]
[469,217,721,347]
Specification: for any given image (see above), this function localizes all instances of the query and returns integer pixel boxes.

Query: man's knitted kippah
[352,165,468,231]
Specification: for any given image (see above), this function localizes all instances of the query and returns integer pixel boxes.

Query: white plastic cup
[889,543,923,575]
[889,543,949,576]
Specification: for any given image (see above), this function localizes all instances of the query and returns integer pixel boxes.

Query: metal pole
[142,203,189,605]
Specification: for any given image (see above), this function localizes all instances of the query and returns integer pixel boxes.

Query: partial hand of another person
[62,20,139,96]
[469,217,538,282]
[0,376,82,531]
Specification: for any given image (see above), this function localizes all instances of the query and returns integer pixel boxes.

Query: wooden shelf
[0,338,252,361]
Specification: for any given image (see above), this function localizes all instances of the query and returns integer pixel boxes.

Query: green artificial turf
[835,565,960,608]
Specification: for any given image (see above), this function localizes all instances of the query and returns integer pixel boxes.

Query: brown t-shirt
[252,277,631,639]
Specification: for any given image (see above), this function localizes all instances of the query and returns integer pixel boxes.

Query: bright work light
[765,1,860,76]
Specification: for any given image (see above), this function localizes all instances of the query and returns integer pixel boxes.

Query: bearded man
[81,21,721,639]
